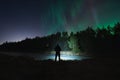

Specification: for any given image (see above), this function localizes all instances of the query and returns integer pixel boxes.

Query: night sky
[0,0,120,44]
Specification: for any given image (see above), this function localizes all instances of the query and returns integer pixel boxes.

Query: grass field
[0,53,120,80]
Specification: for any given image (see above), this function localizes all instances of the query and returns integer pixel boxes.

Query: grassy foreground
[0,53,120,80]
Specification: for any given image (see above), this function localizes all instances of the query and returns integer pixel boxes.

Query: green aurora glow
[40,0,120,34]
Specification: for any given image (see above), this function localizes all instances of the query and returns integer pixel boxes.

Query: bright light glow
[50,51,80,55]
[35,51,90,61]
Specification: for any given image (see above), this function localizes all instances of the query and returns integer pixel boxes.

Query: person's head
[56,44,60,47]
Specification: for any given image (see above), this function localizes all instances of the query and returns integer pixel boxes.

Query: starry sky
[0,0,120,44]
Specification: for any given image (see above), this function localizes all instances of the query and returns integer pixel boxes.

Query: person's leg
[58,52,60,61]
[55,53,57,61]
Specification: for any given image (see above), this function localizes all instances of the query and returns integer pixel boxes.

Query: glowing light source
[35,51,90,61]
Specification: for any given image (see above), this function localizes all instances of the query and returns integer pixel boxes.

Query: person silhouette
[54,44,61,61]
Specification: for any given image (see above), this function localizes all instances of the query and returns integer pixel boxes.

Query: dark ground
[0,53,120,80]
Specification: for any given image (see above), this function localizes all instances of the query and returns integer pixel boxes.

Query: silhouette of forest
[1,22,120,57]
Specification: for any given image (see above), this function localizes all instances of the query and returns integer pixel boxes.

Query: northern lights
[0,0,120,44]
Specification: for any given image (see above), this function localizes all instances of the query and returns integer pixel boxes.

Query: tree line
[0,32,70,53]
[0,22,120,57]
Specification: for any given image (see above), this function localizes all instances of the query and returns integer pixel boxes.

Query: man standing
[54,44,61,61]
